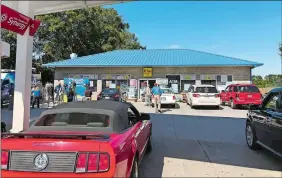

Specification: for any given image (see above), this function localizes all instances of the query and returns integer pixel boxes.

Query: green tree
[1,7,145,73]
[1,30,17,69]
[35,7,145,63]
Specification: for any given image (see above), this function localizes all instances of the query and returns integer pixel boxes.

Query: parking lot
[1,102,282,177]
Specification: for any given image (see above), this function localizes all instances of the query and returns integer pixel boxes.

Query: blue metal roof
[43,49,263,68]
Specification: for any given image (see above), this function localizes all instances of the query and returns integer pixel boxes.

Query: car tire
[130,157,139,178]
[172,104,176,108]
[230,99,236,109]
[245,122,260,150]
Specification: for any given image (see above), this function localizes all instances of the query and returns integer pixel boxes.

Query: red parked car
[1,100,152,178]
[220,84,262,109]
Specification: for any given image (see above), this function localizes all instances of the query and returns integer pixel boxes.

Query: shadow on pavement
[139,113,282,177]
[140,137,282,177]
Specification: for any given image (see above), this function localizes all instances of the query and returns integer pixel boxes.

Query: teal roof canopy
[43,49,263,68]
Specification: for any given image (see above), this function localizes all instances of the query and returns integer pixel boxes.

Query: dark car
[245,87,282,157]
[98,88,123,101]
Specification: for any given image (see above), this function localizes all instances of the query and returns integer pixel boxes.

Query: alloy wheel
[246,125,253,146]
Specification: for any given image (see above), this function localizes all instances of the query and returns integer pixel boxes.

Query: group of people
[146,83,163,113]
[54,81,77,104]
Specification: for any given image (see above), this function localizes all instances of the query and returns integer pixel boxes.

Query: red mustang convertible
[1,100,152,178]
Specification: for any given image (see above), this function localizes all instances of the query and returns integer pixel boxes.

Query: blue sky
[106,1,281,77]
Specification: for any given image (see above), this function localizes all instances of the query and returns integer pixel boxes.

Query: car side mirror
[249,104,262,110]
[140,113,150,120]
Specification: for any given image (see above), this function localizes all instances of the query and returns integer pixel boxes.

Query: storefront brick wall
[54,66,251,81]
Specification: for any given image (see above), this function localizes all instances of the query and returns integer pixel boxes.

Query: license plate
[105,97,110,99]
[161,97,166,101]
[247,95,252,98]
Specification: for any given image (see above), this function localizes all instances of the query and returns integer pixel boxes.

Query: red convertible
[1,100,152,178]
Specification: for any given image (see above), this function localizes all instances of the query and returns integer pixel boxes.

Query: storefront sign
[156,78,168,85]
[143,68,152,78]
[180,74,196,80]
[69,74,98,80]
[101,74,116,80]
[201,75,216,80]
[116,74,131,80]
[1,5,40,36]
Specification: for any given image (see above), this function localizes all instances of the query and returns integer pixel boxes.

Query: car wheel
[172,104,176,108]
[230,99,236,109]
[130,157,139,178]
[146,133,152,153]
[245,122,260,150]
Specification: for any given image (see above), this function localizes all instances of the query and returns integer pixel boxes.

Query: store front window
[166,75,180,93]
[89,80,97,91]
[102,80,116,89]
[116,80,129,89]
[181,80,196,91]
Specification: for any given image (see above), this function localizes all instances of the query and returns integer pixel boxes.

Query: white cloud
[168,44,181,49]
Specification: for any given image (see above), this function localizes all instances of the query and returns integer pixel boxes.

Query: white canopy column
[10,1,34,133]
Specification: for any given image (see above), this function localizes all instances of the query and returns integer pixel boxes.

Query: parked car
[186,85,220,109]
[245,87,282,158]
[220,84,262,109]
[97,88,124,101]
[151,88,176,108]
[1,100,152,177]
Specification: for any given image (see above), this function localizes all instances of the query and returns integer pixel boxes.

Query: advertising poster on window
[64,78,89,97]
[166,75,180,93]
[130,79,137,88]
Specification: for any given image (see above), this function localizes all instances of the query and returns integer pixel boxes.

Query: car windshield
[238,86,260,93]
[196,87,218,93]
[162,89,173,94]
[34,113,110,127]
[102,88,118,94]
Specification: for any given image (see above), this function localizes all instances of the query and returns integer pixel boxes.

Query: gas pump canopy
[2,1,127,15]
[2,0,128,133]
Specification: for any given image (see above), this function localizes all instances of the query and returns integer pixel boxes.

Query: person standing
[151,83,163,113]
[72,81,77,101]
[54,82,62,104]
[32,86,41,108]
[68,88,75,102]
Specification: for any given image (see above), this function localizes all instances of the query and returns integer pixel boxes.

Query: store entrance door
[139,79,156,100]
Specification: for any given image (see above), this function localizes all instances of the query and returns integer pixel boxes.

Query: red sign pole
[1,4,40,36]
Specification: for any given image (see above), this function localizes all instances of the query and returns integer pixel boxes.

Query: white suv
[186,85,220,109]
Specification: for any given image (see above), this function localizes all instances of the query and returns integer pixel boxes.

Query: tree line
[252,74,282,88]
[1,7,145,84]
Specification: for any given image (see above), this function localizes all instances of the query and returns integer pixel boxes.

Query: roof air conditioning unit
[70,53,78,59]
